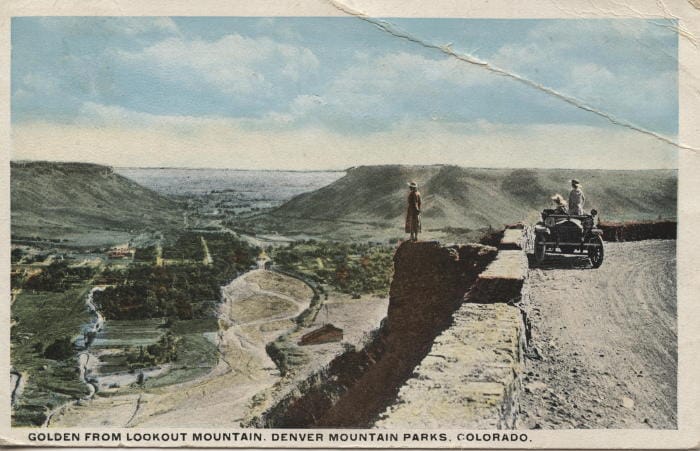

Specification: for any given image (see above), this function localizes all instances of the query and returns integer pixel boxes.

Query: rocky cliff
[246,241,497,427]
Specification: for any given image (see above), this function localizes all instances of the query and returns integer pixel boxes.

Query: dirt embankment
[247,242,497,428]
[519,240,676,428]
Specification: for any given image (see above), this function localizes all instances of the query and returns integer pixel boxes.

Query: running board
[543,242,601,246]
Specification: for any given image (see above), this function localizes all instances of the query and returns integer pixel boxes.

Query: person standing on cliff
[405,181,422,242]
[568,179,585,215]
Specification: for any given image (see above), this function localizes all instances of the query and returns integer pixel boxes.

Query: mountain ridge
[11,161,183,245]
[260,165,677,240]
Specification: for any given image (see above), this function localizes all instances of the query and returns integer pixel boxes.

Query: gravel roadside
[519,240,677,429]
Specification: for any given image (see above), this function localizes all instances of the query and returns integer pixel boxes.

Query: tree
[11,248,24,263]
[43,337,74,360]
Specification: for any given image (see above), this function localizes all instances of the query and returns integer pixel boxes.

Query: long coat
[405,190,422,233]
[568,188,585,215]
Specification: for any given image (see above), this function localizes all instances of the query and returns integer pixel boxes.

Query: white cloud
[266,51,494,124]
[120,17,179,36]
[117,34,319,94]
[337,51,490,90]
[37,17,179,37]
[12,73,58,100]
[77,102,226,129]
[486,20,677,132]
[12,104,677,170]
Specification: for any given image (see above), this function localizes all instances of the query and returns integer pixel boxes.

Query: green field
[92,319,167,349]
[11,285,93,426]
[272,240,394,296]
[143,332,219,389]
[91,318,219,388]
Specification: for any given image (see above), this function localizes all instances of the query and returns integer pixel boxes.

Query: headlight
[545,217,556,228]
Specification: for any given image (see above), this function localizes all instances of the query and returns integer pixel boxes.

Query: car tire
[535,234,547,264]
[588,235,604,268]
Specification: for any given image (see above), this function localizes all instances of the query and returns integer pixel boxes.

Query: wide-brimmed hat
[571,179,581,186]
[407,181,418,188]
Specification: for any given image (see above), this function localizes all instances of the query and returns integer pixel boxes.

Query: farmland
[93,232,258,320]
[10,229,258,426]
[11,285,93,426]
[87,318,219,393]
[271,240,395,297]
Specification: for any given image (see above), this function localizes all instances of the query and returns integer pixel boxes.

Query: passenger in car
[550,194,568,214]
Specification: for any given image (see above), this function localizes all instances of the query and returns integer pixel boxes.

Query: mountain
[11,161,183,246]
[258,165,677,241]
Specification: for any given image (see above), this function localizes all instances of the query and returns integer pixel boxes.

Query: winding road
[519,240,677,429]
[49,269,313,428]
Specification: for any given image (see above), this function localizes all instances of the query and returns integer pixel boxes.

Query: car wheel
[588,235,604,268]
[535,234,547,264]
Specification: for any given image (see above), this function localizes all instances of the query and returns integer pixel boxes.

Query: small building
[298,324,343,346]
[108,245,134,259]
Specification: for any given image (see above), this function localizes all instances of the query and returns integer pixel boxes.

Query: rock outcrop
[247,241,497,428]
[377,238,529,429]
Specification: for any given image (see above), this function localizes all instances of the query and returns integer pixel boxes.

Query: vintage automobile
[533,208,604,267]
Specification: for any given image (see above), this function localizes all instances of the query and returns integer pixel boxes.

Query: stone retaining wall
[375,303,524,429]
[376,229,529,429]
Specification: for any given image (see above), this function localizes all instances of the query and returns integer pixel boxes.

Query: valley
[9,161,678,429]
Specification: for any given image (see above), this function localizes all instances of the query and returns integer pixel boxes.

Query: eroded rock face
[248,241,497,428]
[377,240,528,429]
[385,242,497,356]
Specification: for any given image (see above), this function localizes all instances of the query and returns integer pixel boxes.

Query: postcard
[1,0,699,449]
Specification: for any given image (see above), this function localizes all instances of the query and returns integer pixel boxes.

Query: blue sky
[11,17,679,169]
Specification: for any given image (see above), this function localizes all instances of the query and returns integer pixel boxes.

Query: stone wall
[377,231,529,429]
[599,220,676,242]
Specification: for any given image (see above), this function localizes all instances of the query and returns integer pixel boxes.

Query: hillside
[11,161,183,246]
[256,165,677,241]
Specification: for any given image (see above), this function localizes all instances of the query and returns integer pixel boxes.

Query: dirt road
[50,270,312,428]
[519,240,676,429]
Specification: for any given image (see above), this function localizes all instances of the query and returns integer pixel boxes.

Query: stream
[43,287,104,427]
[10,369,24,407]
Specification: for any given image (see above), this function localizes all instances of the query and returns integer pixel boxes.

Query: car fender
[534,224,550,234]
